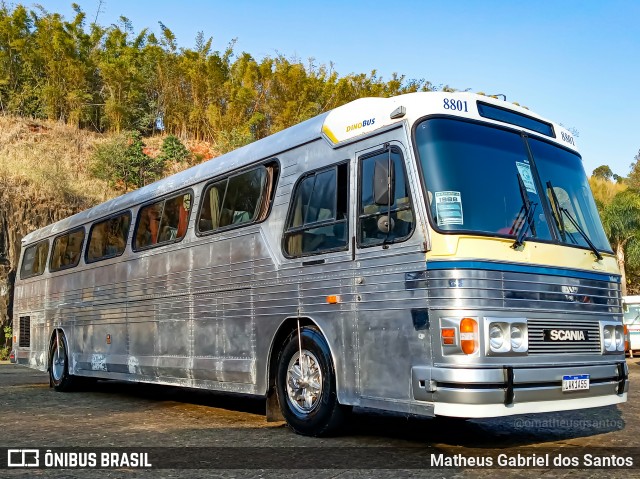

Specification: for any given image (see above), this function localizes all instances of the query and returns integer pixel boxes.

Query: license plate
[562,374,590,392]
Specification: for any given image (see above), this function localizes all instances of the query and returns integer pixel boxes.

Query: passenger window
[134,192,192,250]
[198,166,268,233]
[284,163,349,257]
[50,228,85,272]
[87,212,131,262]
[358,146,414,246]
[20,240,49,279]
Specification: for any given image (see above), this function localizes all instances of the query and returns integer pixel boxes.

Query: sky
[28,0,640,178]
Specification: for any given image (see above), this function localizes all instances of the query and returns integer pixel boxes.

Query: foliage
[613,174,625,184]
[0,325,11,360]
[592,165,613,181]
[90,131,165,192]
[158,134,191,163]
[626,150,640,191]
[599,190,640,296]
[589,177,626,212]
[0,3,446,144]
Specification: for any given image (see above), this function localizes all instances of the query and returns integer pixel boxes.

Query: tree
[613,174,625,184]
[592,165,613,181]
[626,150,640,191]
[589,176,626,209]
[600,189,640,296]
[98,18,151,132]
[0,2,449,142]
[0,4,41,116]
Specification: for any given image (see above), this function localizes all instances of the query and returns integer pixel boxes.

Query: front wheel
[49,331,76,392]
[276,326,347,436]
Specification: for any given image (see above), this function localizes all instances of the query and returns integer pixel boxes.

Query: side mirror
[373,157,395,206]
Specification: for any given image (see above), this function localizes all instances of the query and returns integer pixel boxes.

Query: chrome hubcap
[52,342,65,381]
[286,349,322,414]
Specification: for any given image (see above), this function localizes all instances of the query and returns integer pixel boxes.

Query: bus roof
[22,92,574,245]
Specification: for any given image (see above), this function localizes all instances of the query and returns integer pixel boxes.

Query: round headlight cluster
[603,325,626,353]
[488,321,527,354]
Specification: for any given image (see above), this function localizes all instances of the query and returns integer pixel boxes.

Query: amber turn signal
[441,328,456,345]
[459,317,478,355]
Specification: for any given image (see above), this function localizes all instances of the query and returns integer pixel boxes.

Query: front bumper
[412,362,628,418]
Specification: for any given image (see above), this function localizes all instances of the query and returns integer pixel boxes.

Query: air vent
[19,316,30,347]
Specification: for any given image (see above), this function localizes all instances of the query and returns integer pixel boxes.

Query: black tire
[276,326,347,436]
[49,331,76,392]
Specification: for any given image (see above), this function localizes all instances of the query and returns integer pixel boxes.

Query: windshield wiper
[546,181,603,261]
[560,206,603,261]
[546,181,567,242]
[512,172,537,249]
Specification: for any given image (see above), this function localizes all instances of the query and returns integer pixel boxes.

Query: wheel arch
[266,316,341,397]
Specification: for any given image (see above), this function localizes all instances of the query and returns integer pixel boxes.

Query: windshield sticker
[435,191,464,226]
[516,162,537,194]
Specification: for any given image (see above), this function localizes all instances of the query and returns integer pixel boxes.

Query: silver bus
[12,92,628,436]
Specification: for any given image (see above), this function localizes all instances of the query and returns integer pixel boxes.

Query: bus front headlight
[615,326,625,352]
[510,324,528,353]
[489,324,505,352]
[603,326,614,352]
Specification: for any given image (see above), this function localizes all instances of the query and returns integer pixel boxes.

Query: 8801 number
[443,98,468,112]
[561,132,575,145]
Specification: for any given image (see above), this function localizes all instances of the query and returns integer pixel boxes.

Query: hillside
[0,116,215,339]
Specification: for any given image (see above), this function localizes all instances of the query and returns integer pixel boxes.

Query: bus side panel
[14,275,50,370]
[191,231,257,385]
[71,260,129,376]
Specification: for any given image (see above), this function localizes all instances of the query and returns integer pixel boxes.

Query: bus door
[353,141,429,404]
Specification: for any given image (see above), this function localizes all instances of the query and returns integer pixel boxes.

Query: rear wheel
[49,331,76,392]
[276,326,347,436]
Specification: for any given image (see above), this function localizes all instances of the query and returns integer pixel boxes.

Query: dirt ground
[0,359,638,478]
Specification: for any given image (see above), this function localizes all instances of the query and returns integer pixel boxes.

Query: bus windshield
[414,118,611,252]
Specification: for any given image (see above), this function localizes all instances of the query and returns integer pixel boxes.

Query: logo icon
[7,449,40,467]
[543,329,588,342]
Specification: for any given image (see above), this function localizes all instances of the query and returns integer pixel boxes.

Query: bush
[90,131,166,191]
[159,135,191,163]
[0,325,11,360]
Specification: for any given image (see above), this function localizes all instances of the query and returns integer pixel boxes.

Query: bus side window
[20,240,50,279]
[134,192,192,250]
[50,228,85,272]
[358,147,415,247]
[198,165,270,234]
[87,212,131,262]
[283,162,349,257]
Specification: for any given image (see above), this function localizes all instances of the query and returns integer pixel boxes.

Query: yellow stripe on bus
[322,124,339,143]
[427,232,619,275]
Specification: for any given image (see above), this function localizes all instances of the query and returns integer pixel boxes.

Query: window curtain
[287,194,304,256]
[209,187,221,229]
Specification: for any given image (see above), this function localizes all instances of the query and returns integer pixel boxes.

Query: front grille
[528,319,601,355]
[425,265,622,315]
[18,316,30,347]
